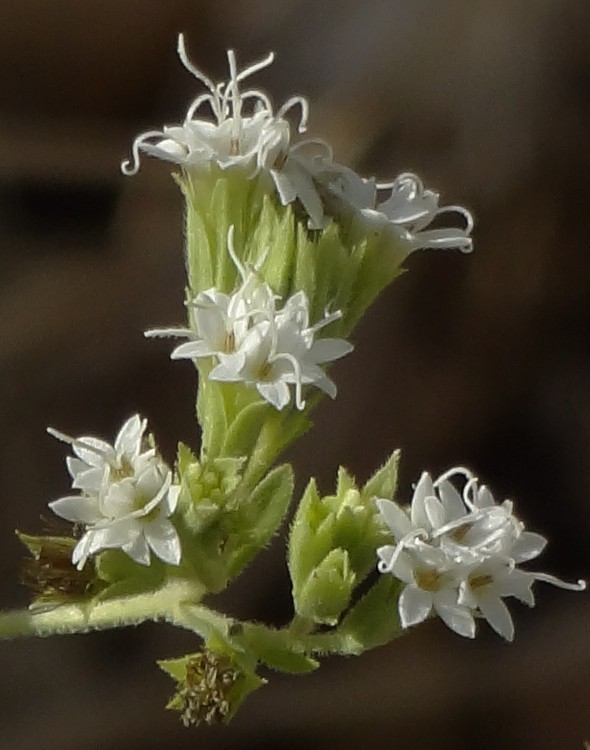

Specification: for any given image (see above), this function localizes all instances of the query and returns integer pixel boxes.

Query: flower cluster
[376,467,585,640]
[48,415,181,570]
[121,36,473,249]
[146,228,353,411]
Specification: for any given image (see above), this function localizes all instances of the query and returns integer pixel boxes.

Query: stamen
[121,130,167,175]
[234,51,275,83]
[533,573,586,591]
[291,138,334,161]
[177,34,218,97]
[46,428,110,461]
[434,205,475,235]
[144,327,194,339]
[272,352,306,410]
[185,93,222,122]
[277,96,310,133]
[433,466,476,489]
[306,307,343,335]
[226,50,242,142]
[226,225,246,282]
[240,89,274,115]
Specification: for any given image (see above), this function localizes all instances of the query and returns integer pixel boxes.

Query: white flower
[48,415,181,570]
[376,467,585,640]
[121,35,326,229]
[381,543,476,638]
[209,294,352,410]
[146,228,276,362]
[146,228,353,411]
[318,166,473,253]
[48,414,153,495]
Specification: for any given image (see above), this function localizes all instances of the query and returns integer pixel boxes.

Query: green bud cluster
[288,451,399,625]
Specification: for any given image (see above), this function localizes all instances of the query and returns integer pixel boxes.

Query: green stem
[0,580,204,640]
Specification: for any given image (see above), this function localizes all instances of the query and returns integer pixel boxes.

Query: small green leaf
[227,463,294,578]
[197,371,227,461]
[221,400,271,459]
[238,623,319,674]
[296,548,356,625]
[336,466,357,496]
[337,575,402,653]
[362,449,400,502]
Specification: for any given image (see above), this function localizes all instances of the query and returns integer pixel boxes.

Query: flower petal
[398,584,432,628]
[49,495,102,525]
[145,520,182,566]
[477,592,514,641]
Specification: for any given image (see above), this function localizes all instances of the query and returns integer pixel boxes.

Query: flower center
[110,456,134,482]
[415,567,444,592]
[469,573,493,590]
[133,493,160,523]
[257,360,273,381]
[223,330,236,353]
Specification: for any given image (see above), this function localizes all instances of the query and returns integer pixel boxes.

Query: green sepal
[221,400,272,460]
[296,547,356,625]
[93,549,166,601]
[237,623,319,674]
[227,463,294,578]
[362,449,400,502]
[288,478,335,594]
[336,574,403,654]
[196,364,228,462]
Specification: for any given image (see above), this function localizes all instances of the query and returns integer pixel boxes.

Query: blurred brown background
[1,1,590,748]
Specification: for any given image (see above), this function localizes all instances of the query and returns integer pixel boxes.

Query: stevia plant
[0,35,584,727]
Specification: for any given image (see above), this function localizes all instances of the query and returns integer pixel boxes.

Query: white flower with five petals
[146,228,353,411]
[376,467,585,640]
[122,35,325,228]
[48,415,181,570]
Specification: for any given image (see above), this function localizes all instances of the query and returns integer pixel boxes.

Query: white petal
[375,499,413,540]
[73,437,113,467]
[308,338,354,364]
[510,532,547,563]
[498,569,535,606]
[171,340,214,360]
[122,534,152,566]
[410,472,434,530]
[71,467,104,493]
[163,484,181,515]
[437,480,466,521]
[115,414,144,457]
[424,496,446,530]
[434,589,476,638]
[49,495,102,525]
[71,532,95,570]
[398,585,432,628]
[376,544,397,573]
[145,520,182,565]
[257,380,291,410]
[66,456,88,480]
[478,592,514,641]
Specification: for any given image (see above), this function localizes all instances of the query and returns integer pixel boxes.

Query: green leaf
[337,575,402,654]
[221,400,271,459]
[296,548,356,625]
[336,466,357,496]
[362,449,400,501]
[288,478,332,593]
[238,623,319,674]
[227,463,294,578]
[197,369,227,461]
